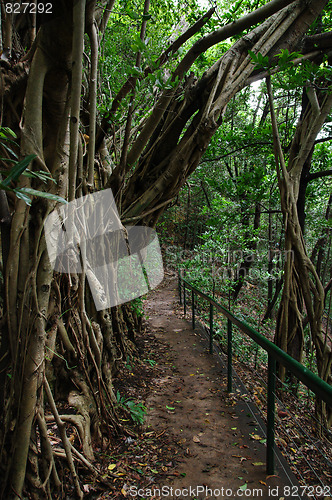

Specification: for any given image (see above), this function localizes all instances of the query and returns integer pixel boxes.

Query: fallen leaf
[108,464,117,471]
[252,462,264,466]
[277,437,288,448]
[259,480,266,486]
[177,438,186,444]
[193,435,200,443]
[250,434,263,440]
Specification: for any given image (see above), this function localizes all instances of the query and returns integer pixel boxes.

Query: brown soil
[138,274,297,499]
[94,273,302,500]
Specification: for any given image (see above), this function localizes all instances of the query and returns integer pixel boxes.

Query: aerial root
[44,378,84,499]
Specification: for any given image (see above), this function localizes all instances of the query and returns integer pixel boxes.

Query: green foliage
[125,355,133,370]
[116,390,147,425]
[248,50,270,71]
[0,127,19,158]
[248,48,302,73]
[98,0,217,125]
[0,127,67,205]
[131,297,145,318]
[160,64,331,329]
[125,400,147,424]
[0,154,37,188]
[276,48,302,68]
[144,359,156,367]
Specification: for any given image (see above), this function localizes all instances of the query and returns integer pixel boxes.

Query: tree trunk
[267,77,332,428]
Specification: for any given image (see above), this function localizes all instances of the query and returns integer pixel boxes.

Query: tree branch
[314,135,332,145]
[98,0,116,33]
[69,0,86,201]
[116,0,150,193]
[201,141,272,162]
[306,169,332,182]
[87,1,98,188]
[304,30,332,52]
[126,0,305,169]
[176,0,296,80]
[246,49,327,85]
[266,75,289,181]
[95,6,216,150]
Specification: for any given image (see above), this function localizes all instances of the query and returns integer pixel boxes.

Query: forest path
[142,273,296,500]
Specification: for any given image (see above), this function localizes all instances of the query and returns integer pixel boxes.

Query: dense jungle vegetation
[0,0,331,497]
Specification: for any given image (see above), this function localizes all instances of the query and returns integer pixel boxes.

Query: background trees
[0,0,331,497]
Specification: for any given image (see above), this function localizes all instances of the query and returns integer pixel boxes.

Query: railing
[178,273,332,476]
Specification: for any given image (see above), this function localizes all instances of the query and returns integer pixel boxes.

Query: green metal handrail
[178,273,332,475]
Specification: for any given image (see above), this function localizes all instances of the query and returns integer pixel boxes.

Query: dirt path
[141,274,298,500]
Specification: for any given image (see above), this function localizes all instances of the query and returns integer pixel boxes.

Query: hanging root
[44,378,84,499]
[37,409,62,497]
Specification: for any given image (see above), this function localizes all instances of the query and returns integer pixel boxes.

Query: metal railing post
[177,275,332,469]
[227,319,232,392]
[178,272,182,305]
[209,303,213,354]
[267,355,276,475]
[192,289,195,329]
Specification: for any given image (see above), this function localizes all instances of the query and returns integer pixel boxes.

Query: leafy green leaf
[12,189,33,205]
[1,154,36,187]
[14,187,67,204]
[126,9,140,20]
[0,141,18,159]
[0,127,17,138]
[23,169,56,183]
